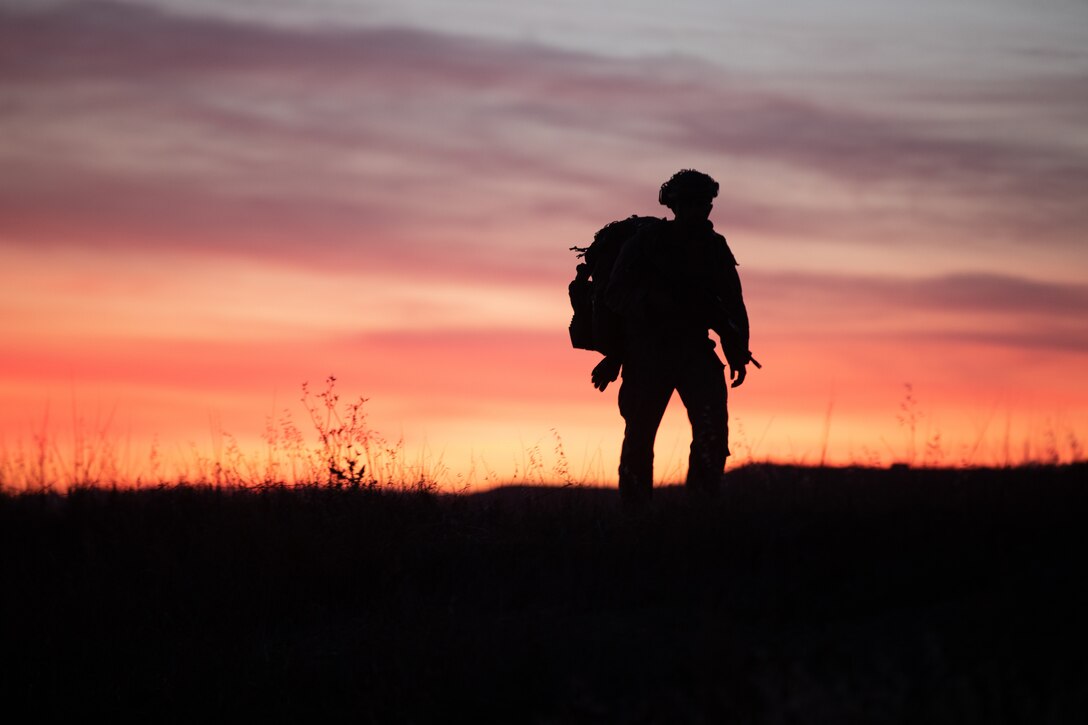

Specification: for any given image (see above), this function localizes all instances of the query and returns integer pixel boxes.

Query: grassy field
[3,463,1087,722]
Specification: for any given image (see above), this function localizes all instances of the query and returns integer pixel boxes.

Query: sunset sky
[2,0,1087,487]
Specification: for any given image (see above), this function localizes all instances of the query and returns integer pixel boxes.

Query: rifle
[721,317,762,369]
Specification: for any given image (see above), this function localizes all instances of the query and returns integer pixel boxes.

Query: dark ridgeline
[3,463,1087,722]
[569,170,757,508]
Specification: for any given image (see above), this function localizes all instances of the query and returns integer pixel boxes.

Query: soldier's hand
[730,363,747,389]
[591,356,622,392]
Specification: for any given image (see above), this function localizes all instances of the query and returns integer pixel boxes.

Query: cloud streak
[749,270,1088,352]
[752,271,1088,318]
[3,0,1086,278]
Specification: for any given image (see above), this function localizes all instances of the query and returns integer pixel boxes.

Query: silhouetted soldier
[593,170,752,505]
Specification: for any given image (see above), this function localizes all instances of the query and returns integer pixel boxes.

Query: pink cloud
[3,0,1085,274]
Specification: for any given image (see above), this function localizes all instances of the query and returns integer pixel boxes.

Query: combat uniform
[604,218,749,503]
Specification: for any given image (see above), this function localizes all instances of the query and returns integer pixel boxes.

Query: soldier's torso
[625,221,730,362]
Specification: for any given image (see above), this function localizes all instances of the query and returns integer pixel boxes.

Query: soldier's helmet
[658,169,719,209]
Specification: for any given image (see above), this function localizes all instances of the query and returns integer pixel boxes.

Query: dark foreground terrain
[3,464,1088,723]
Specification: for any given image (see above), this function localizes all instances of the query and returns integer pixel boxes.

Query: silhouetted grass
[3,464,1087,722]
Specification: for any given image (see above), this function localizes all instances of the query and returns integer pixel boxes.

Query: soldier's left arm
[711,235,751,370]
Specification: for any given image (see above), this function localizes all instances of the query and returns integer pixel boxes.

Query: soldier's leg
[617,369,674,506]
[676,351,728,495]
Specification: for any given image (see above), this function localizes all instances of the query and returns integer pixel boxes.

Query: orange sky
[2,1,1087,489]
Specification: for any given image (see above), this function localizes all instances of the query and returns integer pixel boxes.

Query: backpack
[568,215,662,355]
